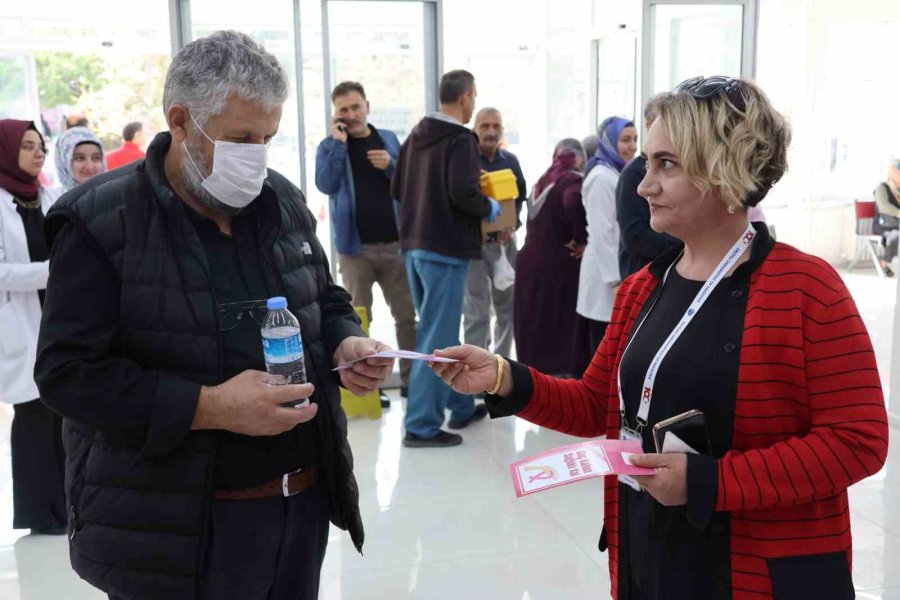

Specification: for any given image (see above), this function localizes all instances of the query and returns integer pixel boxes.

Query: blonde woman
[431,77,888,600]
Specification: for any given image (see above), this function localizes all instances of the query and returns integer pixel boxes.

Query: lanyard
[617,222,756,434]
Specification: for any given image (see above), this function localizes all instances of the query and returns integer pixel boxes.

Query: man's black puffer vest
[43,133,364,600]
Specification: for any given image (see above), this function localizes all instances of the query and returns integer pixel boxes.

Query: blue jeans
[404,255,475,437]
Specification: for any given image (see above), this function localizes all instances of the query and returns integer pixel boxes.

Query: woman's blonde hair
[658,78,791,209]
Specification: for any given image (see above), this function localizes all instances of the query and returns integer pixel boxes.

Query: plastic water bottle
[261,297,309,407]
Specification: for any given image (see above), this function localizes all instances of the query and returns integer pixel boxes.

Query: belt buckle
[282,468,303,497]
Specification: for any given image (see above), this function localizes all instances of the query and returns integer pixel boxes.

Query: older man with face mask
[34,31,391,600]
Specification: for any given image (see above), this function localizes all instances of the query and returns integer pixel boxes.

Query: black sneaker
[402,430,462,448]
[379,390,391,409]
[447,403,489,430]
[400,386,409,398]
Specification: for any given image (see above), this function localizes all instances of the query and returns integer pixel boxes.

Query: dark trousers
[12,399,66,530]
[571,316,609,378]
[109,485,329,600]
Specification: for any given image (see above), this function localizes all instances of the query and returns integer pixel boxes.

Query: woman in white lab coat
[572,117,638,376]
[0,119,66,534]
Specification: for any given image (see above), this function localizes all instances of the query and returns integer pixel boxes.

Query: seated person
[873,157,900,275]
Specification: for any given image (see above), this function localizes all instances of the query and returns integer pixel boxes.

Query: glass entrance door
[323,0,439,142]
[591,33,639,131]
[641,0,757,100]
[188,1,304,188]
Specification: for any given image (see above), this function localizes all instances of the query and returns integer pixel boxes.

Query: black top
[616,156,680,280]
[615,261,750,600]
[479,148,528,231]
[183,204,319,490]
[483,228,773,600]
[14,200,49,307]
[348,132,398,244]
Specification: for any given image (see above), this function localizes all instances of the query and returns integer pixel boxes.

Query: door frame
[589,30,640,134]
[640,0,758,114]
[320,0,443,134]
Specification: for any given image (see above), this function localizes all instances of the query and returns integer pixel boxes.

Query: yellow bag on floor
[339,307,382,419]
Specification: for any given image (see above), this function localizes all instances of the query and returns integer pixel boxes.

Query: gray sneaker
[402,430,463,448]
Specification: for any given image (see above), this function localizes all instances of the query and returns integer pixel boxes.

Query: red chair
[847,200,887,277]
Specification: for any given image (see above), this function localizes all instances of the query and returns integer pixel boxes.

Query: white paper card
[333,350,458,371]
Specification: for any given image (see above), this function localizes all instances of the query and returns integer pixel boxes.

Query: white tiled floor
[0,269,895,600]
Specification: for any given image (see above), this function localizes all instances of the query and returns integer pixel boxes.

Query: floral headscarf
[55,126,107,190]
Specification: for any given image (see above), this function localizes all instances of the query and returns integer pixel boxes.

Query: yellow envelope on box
[480,169,518,201]
[480,169,518,234]
[339,307,382,419]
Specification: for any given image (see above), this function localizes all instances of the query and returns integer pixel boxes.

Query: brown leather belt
[213,467,317,501]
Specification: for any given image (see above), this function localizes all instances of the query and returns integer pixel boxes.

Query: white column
[891,274,900,426]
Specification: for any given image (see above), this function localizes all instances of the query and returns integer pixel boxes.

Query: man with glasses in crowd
[35,31,391,600]
[316,81,417,404]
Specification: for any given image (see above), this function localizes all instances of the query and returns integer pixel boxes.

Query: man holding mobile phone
[316,82,417,403]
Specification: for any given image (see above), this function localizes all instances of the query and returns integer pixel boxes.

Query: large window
[189,0,304,188]
[642,0,757,107]
[0,1,170,185]
[325,1,432,142]
[592,34,639,129]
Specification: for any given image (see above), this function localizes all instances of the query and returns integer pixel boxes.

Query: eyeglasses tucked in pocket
[217,300,269,331]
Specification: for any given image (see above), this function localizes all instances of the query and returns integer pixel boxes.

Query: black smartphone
[652,409,711,455]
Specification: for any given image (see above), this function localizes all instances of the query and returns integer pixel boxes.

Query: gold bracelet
[486,354,505,395]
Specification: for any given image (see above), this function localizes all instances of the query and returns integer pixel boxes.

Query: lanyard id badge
[615,222,756,491]
[618,428,643,491]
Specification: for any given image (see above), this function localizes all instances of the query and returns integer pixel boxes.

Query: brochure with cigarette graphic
[509,439,655,498]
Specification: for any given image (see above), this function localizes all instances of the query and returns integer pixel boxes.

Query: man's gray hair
[163,30,289,126]
[644,92,669,124]
[475,106,502,123]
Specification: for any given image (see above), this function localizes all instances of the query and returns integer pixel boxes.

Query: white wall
[756,0,900,263]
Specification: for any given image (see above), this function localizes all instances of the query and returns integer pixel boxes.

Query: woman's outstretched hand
[430,345,502,395]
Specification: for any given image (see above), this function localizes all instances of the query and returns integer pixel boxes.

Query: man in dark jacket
[391,70,499,448]
[464,107,527,358]
[616,93,679,279]
[34,31,392,600]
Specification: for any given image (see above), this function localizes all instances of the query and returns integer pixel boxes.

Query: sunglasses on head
[672,76,746,112]
[217,299,269,331]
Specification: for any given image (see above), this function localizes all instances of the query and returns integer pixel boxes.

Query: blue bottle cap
[267,296,288,310]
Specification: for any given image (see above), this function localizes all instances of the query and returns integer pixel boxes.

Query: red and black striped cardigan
[511,240,889,599]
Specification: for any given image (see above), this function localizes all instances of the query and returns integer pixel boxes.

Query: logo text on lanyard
[617,223,757,433]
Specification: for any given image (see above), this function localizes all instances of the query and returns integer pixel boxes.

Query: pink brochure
[509,439,655,498]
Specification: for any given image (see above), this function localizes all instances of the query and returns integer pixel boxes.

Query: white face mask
[183,113,269,209]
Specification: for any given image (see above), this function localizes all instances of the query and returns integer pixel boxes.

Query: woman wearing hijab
[513,138,588,377]
[0,119,66,534]
[432,77,887,600]
[54,126,107,191]
[572,117,638,375]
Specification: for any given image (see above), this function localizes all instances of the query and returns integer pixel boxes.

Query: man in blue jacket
[316,82,416,400]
